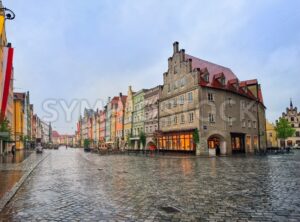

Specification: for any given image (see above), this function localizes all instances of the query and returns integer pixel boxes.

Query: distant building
[144,85,162,150]
[279,100,300,147]
[131,89,148,149]
[266,121,278,147]
[13,92,26,150]
[124,86,134,143]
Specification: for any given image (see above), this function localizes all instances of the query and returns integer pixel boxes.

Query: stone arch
[207,133,227,156]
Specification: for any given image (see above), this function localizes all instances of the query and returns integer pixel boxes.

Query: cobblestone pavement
[0,148,300,221]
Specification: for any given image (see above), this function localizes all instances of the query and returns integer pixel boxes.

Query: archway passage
[208,136,221,155]
[147,141,157,151]
[207,134,226,156]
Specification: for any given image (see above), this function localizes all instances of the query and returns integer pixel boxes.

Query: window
[241,101,246,109]
[161,119,165,127]
[188,92,193,103]
[228,117,233,126]
[167,117,171,126]
[150,126,152,132]
[228,98,232,106]
[209,113,215,123]
[173,99,177,107]
[173,115,178,125]
[291,117,295,121]
[168,101,171,109]
[181,114,185,124]
[248,120,251,128]
[174,66,178,74]
[181,78,186,87]
[208,93,214,101]
[203,74,209,82]
[174,80,178,89]
[242,120,246,128]
[253,121,257,129]
[189,112,194,123]
[167,84,171,93]
[146,127,148,133]
[292,124,295,128]
[179,95,184,105]
[296,131,300,137]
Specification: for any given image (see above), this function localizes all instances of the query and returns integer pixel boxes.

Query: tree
[0,118,11,139]
[127,133,134,149]
[139,131,146,150]
[275,118,295,148]
[83,139,90,149]
[192,128,200,145]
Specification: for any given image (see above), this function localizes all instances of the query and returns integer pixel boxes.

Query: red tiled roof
[186,54,237,84]
[185,54,264,104]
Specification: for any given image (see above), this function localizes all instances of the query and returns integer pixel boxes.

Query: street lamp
[1,7,15,20]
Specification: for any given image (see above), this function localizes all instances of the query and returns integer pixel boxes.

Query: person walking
[11,144,16,156]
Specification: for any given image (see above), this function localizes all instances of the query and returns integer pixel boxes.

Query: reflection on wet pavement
[0,151,32,164]
[0,171,23,199]
[0,148,300,221]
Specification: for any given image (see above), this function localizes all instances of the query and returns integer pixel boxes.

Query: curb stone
[0,152,50,212]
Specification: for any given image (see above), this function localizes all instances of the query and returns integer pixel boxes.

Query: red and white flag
[0,46,14,121]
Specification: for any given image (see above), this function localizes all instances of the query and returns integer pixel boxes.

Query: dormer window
[220,77,225,86]
[203,74,209,82]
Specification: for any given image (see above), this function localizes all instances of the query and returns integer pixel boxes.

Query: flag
[0,46,14,121]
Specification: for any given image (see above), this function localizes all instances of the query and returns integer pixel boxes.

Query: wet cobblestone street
[0,148,300,221]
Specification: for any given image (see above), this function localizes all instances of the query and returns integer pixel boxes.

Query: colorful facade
[131,89,148,149]
[124,86,134,143]
[266,120,278,147]
[13,92,25,150]
[144,85,162,150]
[116,93,127,148]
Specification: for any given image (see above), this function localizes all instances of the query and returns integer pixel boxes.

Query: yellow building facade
[266,121,278,147]
[13,93,25,150]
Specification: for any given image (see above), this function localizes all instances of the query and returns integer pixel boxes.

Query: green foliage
[192,128,200,144]
[0,118,11,139]
[83,139,90,148]
[127,133,134,148]
[275,118,296,140]
[139,131,146,148]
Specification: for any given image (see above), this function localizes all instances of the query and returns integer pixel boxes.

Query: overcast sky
[5,0,300,134]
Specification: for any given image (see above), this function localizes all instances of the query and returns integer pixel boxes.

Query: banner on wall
[0,46,14,121]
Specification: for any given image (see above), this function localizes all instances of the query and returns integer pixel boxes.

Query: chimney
[119,92,122,98]
[128,85,132,92]
[108,97,111,103]
[173,41,179,53]
[188,58,192,72]
[180,49,185,62]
